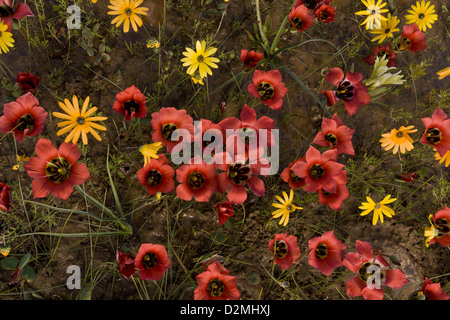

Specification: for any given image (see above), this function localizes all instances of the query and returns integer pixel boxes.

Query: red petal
[325,68,344,87]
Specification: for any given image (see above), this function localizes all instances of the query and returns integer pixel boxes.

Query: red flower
[0,182,11,212]
[134,243,171,280]
[313,113,355,155]
[151,107,194,153]
[16,72,41,94]
[308,230,346,276]
[0,92,48,142]
[291,146,345,193]
[116,250,136,280]
[399,24,427,53]
[318,170,349,210]
[240,49,264,69]
[248,70,288,110]
[219,104,275,152]
[0,0,34,31]
[112,85,147,121]
[364,43,397,68]
[420,108,450,157]
[294,0,333,11]
[194,261,241,300]
[343,240,409,300]
[24,138,90,200]
[288,5,314,32]
[176,156,218,202]
[321,67,370,116]
[194,119,224,155]
[416,277,449,300]
[213,151,266,204]
[268,233,301,270]
[427,207,450,247]
[281,157,306,190]
[315,4,335,23]
[395,172,417,182]
[215,201,234,225]
[136,154,175,196]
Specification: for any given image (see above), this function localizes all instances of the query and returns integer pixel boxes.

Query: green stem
[74,185,117,220]
[106,145,124,218]
[255,0,269,49]
[269,15,289,55]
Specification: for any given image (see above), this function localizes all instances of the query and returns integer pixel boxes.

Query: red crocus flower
[215,201,234,225]
[318,170,349,210]
[176,156,218,202]
[0,182,11,212]
[112,85,147,121]
[213,151,266,204]
[321,67,370,116]
[136,154,175,196]
[281,157,306,190]
[194,261,241,300]
[313,113,355,155]
[151,107,194,153]
[364,43,397,68]
[416,277,449,300]
[134,243,171,280]
[294,0,333,11]
[240,49,264,69]
[308,230,346,276]
[268,233,301,270]
[420,108,450,157]
[24,138,90,200]
[427,207,450,247]
[0,92,48,142]
[0,0,34,32]
[194,119,224,156]
[343,240,409,300]
[116,250,136,280]
[399,23,427,53]
[219,104,275,152]
[288,4,314,32]
[16,72,41,94]
[248,70,288,110]
[291,146,345,193]
[315,4,335,23]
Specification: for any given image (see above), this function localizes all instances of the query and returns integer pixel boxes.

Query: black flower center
[256,81,275,100]
[292,17,304,30]
[325,133,338,147]
[402,37,412,46]
[309,164,325,179]
[77,117,85,125]
[376,50,390,60]
[425,127,441,145]
[228,163,251,185]
[435,218,450,236]
[16,114,34,132]
[384,28,391,34]
[146,169,162,187]
[418,13,425,19]
[396,131,404,138]
[0,4,14,18]
[321,11,329,20]
[162,123,178,141]
[290,170,303,182]
[315,243,328,260]
[125,7,133,16]
[197,55,204,62]
[188,171,206,189]
[142,252,158,269]
[124,100,139,114]
[358,262,384,283]
[45,158,71,183]
[303,0,316,9]
[336,80,355,100]
[274,240,288,258]
[207,279,225,297]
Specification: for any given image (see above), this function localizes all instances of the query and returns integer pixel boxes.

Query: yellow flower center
[188,171,206,189]
[45,157,71,183]
[207,279,224,297]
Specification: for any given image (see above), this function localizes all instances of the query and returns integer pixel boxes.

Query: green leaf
[19,253,31,269]
[87,48,95,57]
[1,257,19,270]
[21,265,36,282]
[78,284,93,300]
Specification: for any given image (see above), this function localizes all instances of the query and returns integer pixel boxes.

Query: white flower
[365,54,405,89]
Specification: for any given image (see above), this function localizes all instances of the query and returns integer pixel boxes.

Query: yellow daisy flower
[355,0,389,30]
[405,0,438,32]
[0,21,14,54]
[434,149,450,167]
[107,0,149,33]
[379,125,417,154]
[359,195,397,225]
[12,154,30,171]
[271,189,303,227]
[191,73,205,85]
[424,214,439,248]
[53,96,108,145]
[369,13,400,44]
[181,40,220,79]
[140,142,162,166]
[437,67,450,80]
